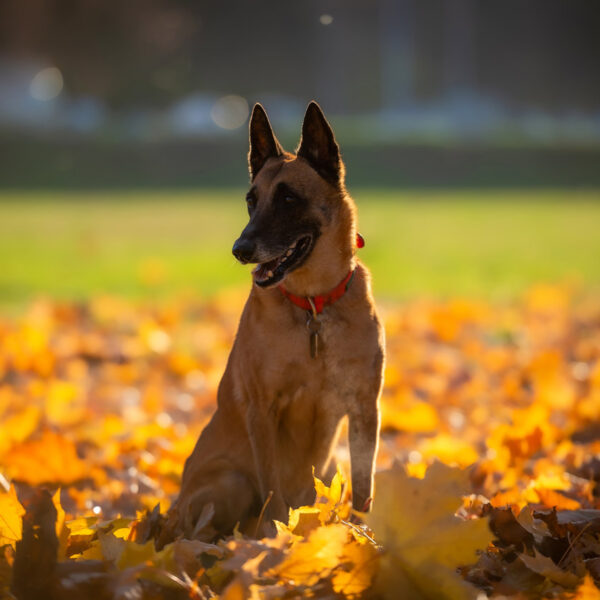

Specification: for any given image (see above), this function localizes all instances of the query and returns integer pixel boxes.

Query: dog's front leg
[246,403,288,532]
[348,394,380,514]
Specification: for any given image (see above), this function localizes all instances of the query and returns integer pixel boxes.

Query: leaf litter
[0,284,599,598]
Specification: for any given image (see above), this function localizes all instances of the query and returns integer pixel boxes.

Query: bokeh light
[29,66,64,101]
[210,95,249,130]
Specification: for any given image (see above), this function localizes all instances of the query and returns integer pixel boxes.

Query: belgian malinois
[160,101,384,543]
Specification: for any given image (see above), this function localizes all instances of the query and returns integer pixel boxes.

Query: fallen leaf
[519,548,580,588]
[4,429,87,485]
[267,523,348,587]
[331,536,379,598]
[565,573,600,599]
[366,462,492,600]
[0,485,25,549]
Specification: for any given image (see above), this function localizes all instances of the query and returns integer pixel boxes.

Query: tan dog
[160,101,384,543]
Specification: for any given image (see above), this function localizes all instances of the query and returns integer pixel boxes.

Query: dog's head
[232,101,356,291]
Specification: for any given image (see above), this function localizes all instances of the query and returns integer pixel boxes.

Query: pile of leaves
[0,284,599,599]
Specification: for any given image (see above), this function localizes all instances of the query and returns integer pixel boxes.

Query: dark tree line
[1,0,599,112]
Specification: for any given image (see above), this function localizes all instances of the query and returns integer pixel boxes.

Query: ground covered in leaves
[1,285,600,599]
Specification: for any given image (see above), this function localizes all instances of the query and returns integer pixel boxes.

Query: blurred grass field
[0,188,599,307]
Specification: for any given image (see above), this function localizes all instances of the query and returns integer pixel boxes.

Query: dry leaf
[567,574,600,599]
[1,290,600,598]
[267,523,348,587]
[367,462,492,600]
[0,485,25,549]
[519,548,580,588]
[331,536,379,598]
[4,429,87,485]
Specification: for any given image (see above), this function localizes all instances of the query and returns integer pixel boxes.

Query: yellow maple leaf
[286,506,322,537]
[45,380,86,427]
[79,531,125,562]
[381,398,439,433]
[419,434,479,468]
[116,538,159,570]
[332,537,379,598]
[0,485,24,549]
[366,462,492,600]
[266,523,348,587]
[0,406,40,458]
[66,515,99,537]
[313,467,349,523]
[283,469,349,535]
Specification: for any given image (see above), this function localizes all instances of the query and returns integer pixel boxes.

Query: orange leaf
[569,574,600,599]
[4,430,87,485]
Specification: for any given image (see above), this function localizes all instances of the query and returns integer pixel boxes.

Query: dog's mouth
[252,235,313,287]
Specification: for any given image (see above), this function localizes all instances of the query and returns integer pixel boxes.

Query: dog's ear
[297,101,343,186]
[248,104,284,180]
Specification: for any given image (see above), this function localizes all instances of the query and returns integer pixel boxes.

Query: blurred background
[2,4,600,572]
[1,0,599,304]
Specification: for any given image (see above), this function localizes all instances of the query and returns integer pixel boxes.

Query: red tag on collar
[279,270,355,315]
[356,232,365,248]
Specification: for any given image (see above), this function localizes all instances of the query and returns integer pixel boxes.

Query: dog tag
[310,331,319,359]
[307,315,322,359]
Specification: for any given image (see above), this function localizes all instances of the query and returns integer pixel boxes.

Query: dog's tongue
[253,258,279,282]
[253,264,268,281]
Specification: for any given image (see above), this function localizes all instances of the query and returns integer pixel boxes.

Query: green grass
[1,188,599,306]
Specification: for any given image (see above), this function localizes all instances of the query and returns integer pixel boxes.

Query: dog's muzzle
[232,237,256,264]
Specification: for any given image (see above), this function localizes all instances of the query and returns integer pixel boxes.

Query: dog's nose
[232,238,256,264]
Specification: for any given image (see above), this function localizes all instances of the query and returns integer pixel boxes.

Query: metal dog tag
[307,315,322,359]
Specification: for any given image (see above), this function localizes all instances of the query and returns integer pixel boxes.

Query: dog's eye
[245,194,256,210]
[284,195,295,203]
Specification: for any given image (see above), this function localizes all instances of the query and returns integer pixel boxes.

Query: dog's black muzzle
[232,237,256,264]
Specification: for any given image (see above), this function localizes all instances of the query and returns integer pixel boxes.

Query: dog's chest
[264,311,363,409]
[237,294,380,413]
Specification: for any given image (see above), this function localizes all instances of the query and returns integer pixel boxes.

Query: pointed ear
[297,101,343,185]
[248,104,284,180]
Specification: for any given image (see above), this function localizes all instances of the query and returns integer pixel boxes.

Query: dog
[159,101,384,543]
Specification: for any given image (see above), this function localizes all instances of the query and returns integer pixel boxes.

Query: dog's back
[160,102,384,543]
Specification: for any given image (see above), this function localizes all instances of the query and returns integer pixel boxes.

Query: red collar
[278,269,355,315]
[277,233,364,314]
